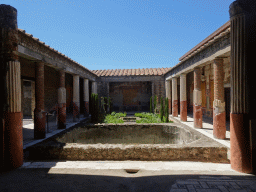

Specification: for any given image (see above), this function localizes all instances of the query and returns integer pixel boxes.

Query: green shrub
[160,97,163,121]
[154,95,157,114]
[103,112,126,123]
[135,112,161,123]
[135,112,173,123]
[165,97,169,123]
[150,96,152,113]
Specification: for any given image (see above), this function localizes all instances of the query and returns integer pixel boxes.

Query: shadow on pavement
[0,168,255,192]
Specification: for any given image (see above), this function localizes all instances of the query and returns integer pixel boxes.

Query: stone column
[57,70,66,129]
[193,67,202,128]
[213,58,226,139]
[172,78,178,117]
[180,74,187,121]
[34,62,46,139]
[165,80,171,114]
[229,0,256,173]
[92,81,97,94]
[84,79,89,116]
[205,65,211,116]
[151,82,155,112]
[73,75,80,122]
[0,5,23,170]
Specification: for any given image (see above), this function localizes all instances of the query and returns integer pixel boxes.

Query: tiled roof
[17,29,98,77]
[179,21,230,62]
[92,67,171,77]
[165,21,231,75]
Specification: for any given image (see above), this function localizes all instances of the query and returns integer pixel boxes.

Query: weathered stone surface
[25,124,229,163]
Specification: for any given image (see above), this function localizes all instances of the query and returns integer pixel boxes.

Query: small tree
[108,97,111,114]
[100,96,105,114]
[90,93,95,122]
[154,95,157,114]
[95,94,99,122]
[165,97,169,122]
[160,97,163,121]
[90,93,100,123]
[104,97,108,113]
[150,96,152,113]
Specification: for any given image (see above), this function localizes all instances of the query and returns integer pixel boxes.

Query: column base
[168,99,171,114]
[193,104,202,128]
[4,112,23,169]
[58,103,66,129]
[84,101,89,117]
[172,100,178,117]
[230,113,252,173]
[73,102,80,122]
[213,111,226,139]
[34,109,46,139]
[180,100,187,122]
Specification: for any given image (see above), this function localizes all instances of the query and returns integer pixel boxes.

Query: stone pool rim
[24,123,230,163]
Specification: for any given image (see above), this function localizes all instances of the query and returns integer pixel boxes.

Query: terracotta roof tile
[18,28,98,77]
[132,69,135,75]
[91,67,171,77]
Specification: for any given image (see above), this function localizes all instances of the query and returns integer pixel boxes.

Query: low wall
[27,143,229,163]
[25,123,229,163]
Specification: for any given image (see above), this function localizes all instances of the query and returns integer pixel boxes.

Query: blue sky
[3,0,234,70]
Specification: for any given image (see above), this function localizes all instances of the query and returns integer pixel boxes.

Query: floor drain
[125,169,140,174]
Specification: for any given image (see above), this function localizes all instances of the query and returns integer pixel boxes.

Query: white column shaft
[180,74,186,102]
[172,78,177,101]
[73,75,80,105]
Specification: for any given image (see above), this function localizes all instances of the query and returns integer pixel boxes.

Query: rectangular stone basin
[57,124,199,145]
[25,123,229,163]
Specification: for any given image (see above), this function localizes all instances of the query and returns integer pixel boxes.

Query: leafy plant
[104,112,126,123]
[150,96,152,113]
[154,95,157,114]
[135,112,161,123]
[108,97,113,114]
[90,93,99,123]
[135,112,173,123]
[165,97,169,123]
[160,97,163,121]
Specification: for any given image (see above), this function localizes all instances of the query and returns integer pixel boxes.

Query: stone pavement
[170,175,256,192]
[0,161,254,192]
[2,113,254,192]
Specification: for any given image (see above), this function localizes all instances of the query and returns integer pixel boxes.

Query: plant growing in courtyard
[104,111,126,123]
[90,93,100,123]
[100,96,105,114]
[160,97,163,121]
[108,97,113,114]
[150,96,152,113]
[165,97,169,122]
[154,95,157,114]
[135,112,173,123]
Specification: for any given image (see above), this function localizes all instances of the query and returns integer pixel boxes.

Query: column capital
[0,4,19,61]
[34,61,45,66]
[214,57,224,61]
[180,73,186,78]
[229,0,256,18]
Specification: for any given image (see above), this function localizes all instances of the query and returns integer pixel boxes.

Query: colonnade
[165,57,226,139]
[33,63,97,136]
